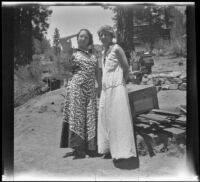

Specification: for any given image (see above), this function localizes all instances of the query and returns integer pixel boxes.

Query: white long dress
[98,44,137,159]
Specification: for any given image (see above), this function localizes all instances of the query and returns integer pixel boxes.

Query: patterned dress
[61,49,98,152]
[98,44,137,159]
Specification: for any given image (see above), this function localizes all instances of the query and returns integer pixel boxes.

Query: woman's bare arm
[95,58,102,97]
[115,45,130,82]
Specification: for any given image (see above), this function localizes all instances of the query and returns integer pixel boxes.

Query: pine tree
[14,5,52,68]
[53,28,61,56]
[104,5,173,55]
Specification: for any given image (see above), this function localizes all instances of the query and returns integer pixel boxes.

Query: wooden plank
[179,105,187,114]
[136,117,160,126]
[171,124,186,130]
[146,133,160,147]
[176,116,186,122]
[135,123,151,129]
[151,109,180,118]
[162,127,186,139]
[175,116,186,126]
[139,113,171,124]
[137,132,156,157]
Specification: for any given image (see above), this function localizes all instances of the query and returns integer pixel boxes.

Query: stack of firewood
[134,106,186,156]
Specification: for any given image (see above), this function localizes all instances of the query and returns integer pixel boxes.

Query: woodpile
[135,107,186,157]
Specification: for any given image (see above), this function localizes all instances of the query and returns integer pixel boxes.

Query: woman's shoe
[72,150,86,160]
[63,150,76,158]
[87,151,103,158]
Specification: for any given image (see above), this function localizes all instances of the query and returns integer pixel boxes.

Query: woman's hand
[59,38,73,56]
[123,70,129,83]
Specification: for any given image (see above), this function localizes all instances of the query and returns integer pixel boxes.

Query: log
[162,127,186,139]
[151,109,180,117]
[175,116,186,126]
[139,113,171,124]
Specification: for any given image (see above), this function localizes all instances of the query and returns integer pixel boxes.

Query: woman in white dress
[97,25,137,160]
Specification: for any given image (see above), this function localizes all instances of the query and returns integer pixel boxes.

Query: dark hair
[77,29,93,46]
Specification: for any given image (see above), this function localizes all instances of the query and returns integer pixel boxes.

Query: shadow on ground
[113,156,139,170]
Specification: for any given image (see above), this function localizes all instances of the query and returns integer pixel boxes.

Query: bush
[15,55,43,83]
[153,37,186,58]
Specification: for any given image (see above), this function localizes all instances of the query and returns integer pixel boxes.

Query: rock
[180,74,186,80]
[142,77,149,84]
[178,83,187,90]
[180,74,187,83]
[162,85,170,90]
[159,78,166,84]
[151,74,158,78]
[168,84,179,90]
[147,74,153,79]
[166,143,186,158]
[136,134,149,156]
[159,73,167,77]
[153,78,162,86]
[172,78,182,84]
[147,79,154,85]
[164,79,172,85]
[154,143,166,153]
[182,78,186,83]
[178,61,184,66]
[168,71,182,78]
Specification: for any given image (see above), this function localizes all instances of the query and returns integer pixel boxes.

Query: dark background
[2,4,199,179]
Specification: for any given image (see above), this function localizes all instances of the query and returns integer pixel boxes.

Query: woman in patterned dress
[60,29,100,159]
[97,25,137,160]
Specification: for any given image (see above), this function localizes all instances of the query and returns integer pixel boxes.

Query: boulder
[178,83,187,90]
[147,74,153,79]
[168,71,182,78]
[172,78,182,84]
[168,84,179,90]
[162,85,170,90]
[180,74,186,80]
[147,79,154,85]
[153,78,162,86]
[159,73,167,77]
[164,79,172,85]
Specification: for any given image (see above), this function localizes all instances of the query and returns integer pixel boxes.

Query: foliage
[41,36,52,53]
[131,5,174,52]
[169,6,186,57]
[110,5,135,63]
[14,55,43,83]
[53,28,61,56]
[14,5,52,68]
[103,5,186,57]
[33,36,52,55]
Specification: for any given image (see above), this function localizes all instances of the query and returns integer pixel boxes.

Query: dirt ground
[13,56,197,181]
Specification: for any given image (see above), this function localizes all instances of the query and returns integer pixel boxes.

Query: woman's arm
[115,45,130,82]
[95,58,102,97]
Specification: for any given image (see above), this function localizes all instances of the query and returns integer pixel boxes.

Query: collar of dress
[76,48,90,55]
[103,44,115,57]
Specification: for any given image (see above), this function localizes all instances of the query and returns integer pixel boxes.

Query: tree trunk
[116,6,134,65]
